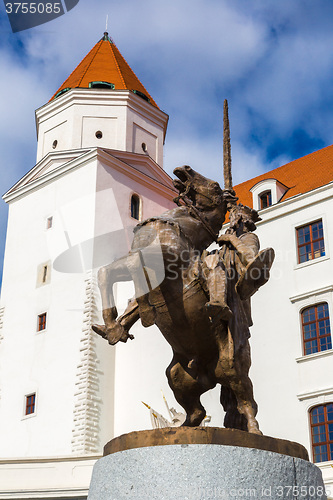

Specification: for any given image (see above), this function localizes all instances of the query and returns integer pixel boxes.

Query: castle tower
[36,32,167,167]
[0,33,176,495]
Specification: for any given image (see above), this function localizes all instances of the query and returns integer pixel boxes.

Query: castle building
[0,32,332,499]
[236,149,333,496]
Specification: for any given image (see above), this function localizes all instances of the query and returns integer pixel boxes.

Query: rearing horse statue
[92,162,274,434]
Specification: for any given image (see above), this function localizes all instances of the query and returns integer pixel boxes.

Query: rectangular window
[46,216,53,229]
[37,313,47,332]
[297,220,325,264]
[42,265,48,283]
[36,261,51,287]
[25,393,36,416]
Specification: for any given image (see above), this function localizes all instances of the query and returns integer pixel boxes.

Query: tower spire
[50,33,158,107]
[103,15,111,41]
[223,99,233,190]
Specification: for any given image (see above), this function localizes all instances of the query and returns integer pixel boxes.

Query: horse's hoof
[248,428,263,436]
[119,332,135,342]
[122,332,135,342]
[247,421,263,435]
[182,409,206,427]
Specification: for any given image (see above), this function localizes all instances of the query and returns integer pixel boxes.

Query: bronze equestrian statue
[92,102,274,434]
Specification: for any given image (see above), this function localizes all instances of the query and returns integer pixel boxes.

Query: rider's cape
[236,247,275,301]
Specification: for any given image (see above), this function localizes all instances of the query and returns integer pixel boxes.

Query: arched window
[310,404,333,462]
[301,303,331,355]
[259,190,272,209]
[131,194,141,220]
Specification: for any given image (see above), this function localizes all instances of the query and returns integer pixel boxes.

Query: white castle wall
[248,182,333,490]
[0,161,97,457]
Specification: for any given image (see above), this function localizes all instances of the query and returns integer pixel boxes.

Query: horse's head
[173,166,223,209]
[173,166,236,229]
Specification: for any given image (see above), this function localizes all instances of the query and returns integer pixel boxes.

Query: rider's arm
[218,233,259,266]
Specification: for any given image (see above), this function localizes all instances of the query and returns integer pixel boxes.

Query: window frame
[24,393,36,417]
[36,260,51,288]
[290,285,333,362]
[296,219,325,264]
[259,190,272,209]
[42,265,48,284]
[46,216,53,230]
[130,193,141,221]
[309,403,333,463]
[301,302,332,355]
[37,312,47,332]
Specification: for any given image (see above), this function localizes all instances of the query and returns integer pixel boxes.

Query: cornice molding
[297,386,333,401]
[3,149,96,203]
[296,349,333,364]
[0,487,89,499]
[0,455,100,465]
[3,148,176,204]
[289,285,333,303]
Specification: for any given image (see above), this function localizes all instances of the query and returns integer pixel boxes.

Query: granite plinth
[88,428,326,500]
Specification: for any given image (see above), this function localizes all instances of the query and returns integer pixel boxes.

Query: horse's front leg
[93,257,132,345]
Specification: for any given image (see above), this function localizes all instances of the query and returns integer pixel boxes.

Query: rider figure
[204,203,261,324]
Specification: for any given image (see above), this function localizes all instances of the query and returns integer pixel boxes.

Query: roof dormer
[250,178,288,211]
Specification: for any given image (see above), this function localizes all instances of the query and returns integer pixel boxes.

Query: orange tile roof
[233,144,333,208]
[50,33,159,108]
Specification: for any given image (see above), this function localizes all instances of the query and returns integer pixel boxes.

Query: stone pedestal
[88,428,327,500]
